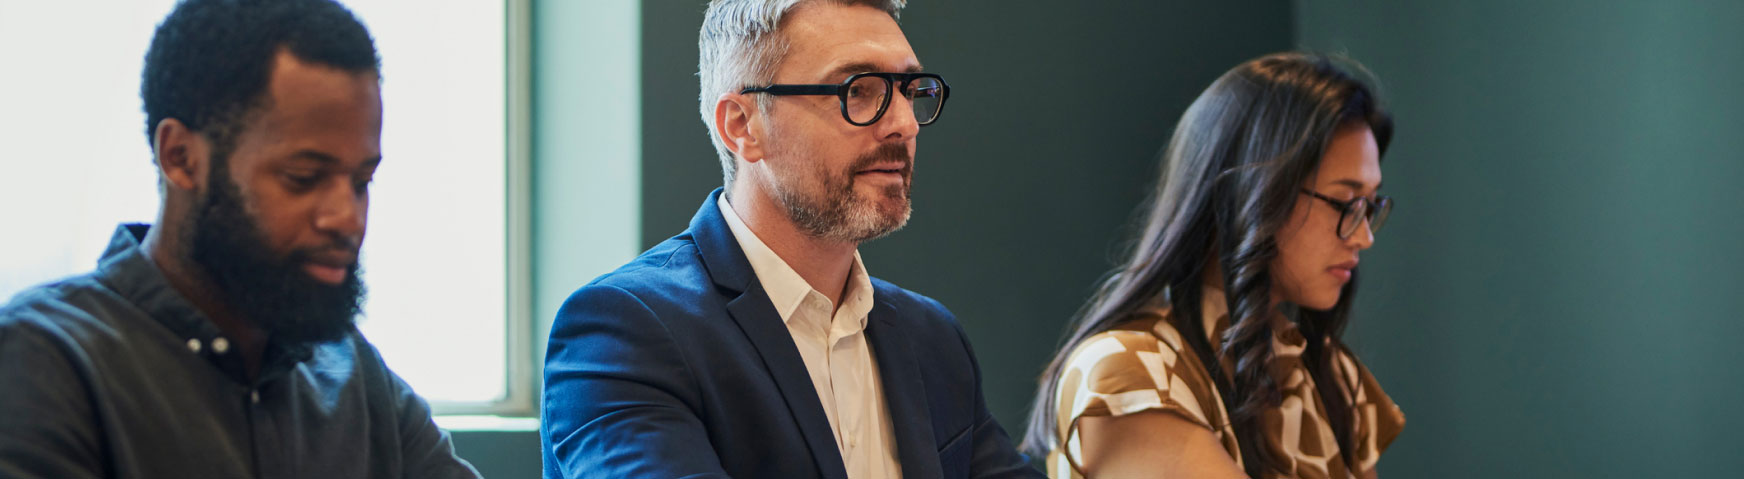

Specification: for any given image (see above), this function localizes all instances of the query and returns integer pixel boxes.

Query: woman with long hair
[1023,52,1405,478]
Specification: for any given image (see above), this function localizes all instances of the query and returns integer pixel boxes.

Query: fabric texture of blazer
[542,188,1040,479]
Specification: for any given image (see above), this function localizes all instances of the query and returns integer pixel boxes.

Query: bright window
[0,0,524,412]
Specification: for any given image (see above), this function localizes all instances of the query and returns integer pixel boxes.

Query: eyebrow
[285,150,382,169]
[1328,179,1381,192]
[822,61,925,80]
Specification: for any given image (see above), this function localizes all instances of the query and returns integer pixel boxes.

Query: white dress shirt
[718,195,903,479]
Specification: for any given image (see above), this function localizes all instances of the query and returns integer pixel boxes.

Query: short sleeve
[1333,348,1405,473]
[1052,328,1222,471]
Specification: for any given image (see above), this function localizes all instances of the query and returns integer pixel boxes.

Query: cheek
[239,183,314,250]
[1271,203,1324,293]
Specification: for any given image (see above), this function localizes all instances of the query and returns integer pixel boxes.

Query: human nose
[313,181,366,241]
[1348,215,1375,250]
[874,88,920,140]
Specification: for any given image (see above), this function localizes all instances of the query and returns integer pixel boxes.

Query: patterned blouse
[1046,288,1404,478]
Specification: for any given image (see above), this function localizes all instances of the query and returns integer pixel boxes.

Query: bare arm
[1076,411,1246,479]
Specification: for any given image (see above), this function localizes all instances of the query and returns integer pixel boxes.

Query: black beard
[186,158,365,346]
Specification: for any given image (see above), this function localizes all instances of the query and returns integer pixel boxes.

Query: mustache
[848,143,913,175]
[287,239,362,265]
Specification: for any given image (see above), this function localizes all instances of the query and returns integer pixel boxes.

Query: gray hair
[697,0,905,187]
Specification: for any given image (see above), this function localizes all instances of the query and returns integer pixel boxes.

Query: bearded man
[0,1,478,477]
[539,1,1039,478]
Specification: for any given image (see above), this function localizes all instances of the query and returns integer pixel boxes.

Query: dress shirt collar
[716,194,873,331]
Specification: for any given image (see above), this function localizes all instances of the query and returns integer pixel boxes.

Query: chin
[1298,292,1341,311]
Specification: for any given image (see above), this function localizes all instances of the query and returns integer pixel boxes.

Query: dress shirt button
[250,390,260,404]
[211,337,229,354]
[186,338,202,353]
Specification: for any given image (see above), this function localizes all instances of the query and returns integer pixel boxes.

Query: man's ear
[152,118,206,192]
[714,92,768,164]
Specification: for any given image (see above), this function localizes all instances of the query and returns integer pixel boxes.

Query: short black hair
[142,0,380,155]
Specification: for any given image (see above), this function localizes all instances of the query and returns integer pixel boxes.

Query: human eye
[846,81,875,98]
[283,170,321,191]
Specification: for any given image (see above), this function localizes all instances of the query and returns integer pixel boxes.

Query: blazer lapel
[696,188,848,479]
[865,297,943,479]
[725,281,849,479]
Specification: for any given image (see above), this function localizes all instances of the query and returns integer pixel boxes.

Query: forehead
[773,3,918,80]
[241,51,382,160]
[1315,122,1382,188]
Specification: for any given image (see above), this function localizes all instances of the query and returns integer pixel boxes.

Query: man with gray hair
[541,1,1040,478]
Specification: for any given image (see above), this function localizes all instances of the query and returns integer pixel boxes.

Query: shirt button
[250,390,260,404]
[211,337,229,354]
[186,338,202,353]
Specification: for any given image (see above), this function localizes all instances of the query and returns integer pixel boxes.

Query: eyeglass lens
[844,75,945,125]
[1339,198,1391,238]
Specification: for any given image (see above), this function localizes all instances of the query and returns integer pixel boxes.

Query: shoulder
[589,236,706,293]
[0,276,120,409]
[562,235,715,318]
[1058,317,1177,396]
[1055,311,1223,427]
[1060,310,1195,375]
[869,276,951,317]
[0,274,131,352]
[866,277,966,347]
[547,235,726,363]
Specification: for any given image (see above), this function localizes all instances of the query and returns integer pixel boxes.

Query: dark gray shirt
[0,225,480,479]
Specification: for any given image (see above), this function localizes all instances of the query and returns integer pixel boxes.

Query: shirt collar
[717,195,874,330]
[93,224,314,384]
[1196,283,1305,356]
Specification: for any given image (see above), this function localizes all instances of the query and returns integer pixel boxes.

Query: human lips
[1328,259,1358,282]
[853,161,909,185]
[856,161,908,175]
[301,251,356,285]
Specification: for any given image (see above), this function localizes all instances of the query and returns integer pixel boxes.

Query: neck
[140,219,270,379]
[728,182,859,308]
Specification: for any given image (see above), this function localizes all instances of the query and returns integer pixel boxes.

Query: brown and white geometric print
[1046,315,1241,479]
[1046,289,1404,479]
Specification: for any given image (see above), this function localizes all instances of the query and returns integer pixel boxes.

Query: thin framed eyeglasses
[739,72,950,127]
[1300,189,1393,239]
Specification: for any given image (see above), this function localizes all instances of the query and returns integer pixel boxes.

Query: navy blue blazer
[542,189,1039,479]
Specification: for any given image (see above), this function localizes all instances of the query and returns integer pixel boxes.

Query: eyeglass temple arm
[740,84,840,95]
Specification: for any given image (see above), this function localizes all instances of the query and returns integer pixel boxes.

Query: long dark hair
[1021,52,1392,478]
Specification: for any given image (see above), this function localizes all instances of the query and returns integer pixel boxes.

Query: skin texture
[714,3,923,307]
[1076,121,1385,478]
[1078,411,1247,479]
[1272,121,1381,311]
[140,50,383,378]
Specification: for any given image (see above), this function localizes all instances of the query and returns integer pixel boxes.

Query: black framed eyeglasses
[739,72,950,127]
[1301,189,1393,239]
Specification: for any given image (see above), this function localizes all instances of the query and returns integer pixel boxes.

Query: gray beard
[769,143,914,243]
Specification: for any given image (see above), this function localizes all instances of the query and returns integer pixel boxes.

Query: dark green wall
[1297,1,1744,476]
[469,2,1744,477]
[641,0,1293,439]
